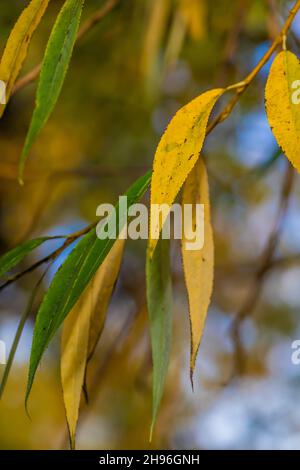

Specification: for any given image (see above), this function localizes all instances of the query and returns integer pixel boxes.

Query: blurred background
[1,0,300,450]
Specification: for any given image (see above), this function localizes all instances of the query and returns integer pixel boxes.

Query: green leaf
[0,270,46,399]
[19,0,85,183]
[0,237,54,279]
[146,237,173,440]
[26,171,151,404]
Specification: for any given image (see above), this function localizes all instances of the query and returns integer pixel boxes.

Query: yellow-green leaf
[149,88,223,255]
[181,158,214,381]
[61,238,125,449]
[0,0,50,118]
[86,237,125,362]
[265,50,300,172]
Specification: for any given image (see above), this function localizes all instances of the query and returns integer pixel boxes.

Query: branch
[2,1,300,297]
[207,0,300,134]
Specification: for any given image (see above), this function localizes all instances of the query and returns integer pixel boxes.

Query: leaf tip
[69,433,76,450]
[18,158,25,185]
[24,394,32,421]
[18,175,24,186]
[189,366,195,392]
[147,238,158,261]
[149,422,154,443]
[18,150,26,186]
[25,365,35,416]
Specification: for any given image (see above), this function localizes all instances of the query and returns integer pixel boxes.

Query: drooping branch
[2,0,300,301]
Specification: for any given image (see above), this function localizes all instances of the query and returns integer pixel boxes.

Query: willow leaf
[26,171,151,404]
[265,50,300,172]
[181,158,214,382]
[0,237,56,278]
[146,238,173,439]
[61,237,125,449]
[0,270,46,398]
[0,0,50,118]
[86,237,125,363]
[60,287,91,450]
[149,88,224,256]
[19,0,85,183]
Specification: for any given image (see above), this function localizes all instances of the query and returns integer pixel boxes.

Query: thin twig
[207,0,300,134]
[0,265,51,398]
[0,222,96,292]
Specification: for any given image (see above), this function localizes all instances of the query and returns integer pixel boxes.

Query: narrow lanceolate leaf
[26,171,151,404]
[61,290,91,450]
[0,270,46,399]
[86,238,125,363]
[0,0,50,118]
[146,238,173,439]
[19,0,85,183]
[0,236,56,278]
[265,50,300,172]
[181,158,214,382]
[149,88,223,256]
[61,238,125,449]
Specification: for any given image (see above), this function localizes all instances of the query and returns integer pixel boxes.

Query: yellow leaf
[149,88,223,255]
[181,158,214,381]
[61,286,91,450]
[0,0,50,117]
[265,50,300,172]
[61,238,125,449]
[86,238,125,362]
